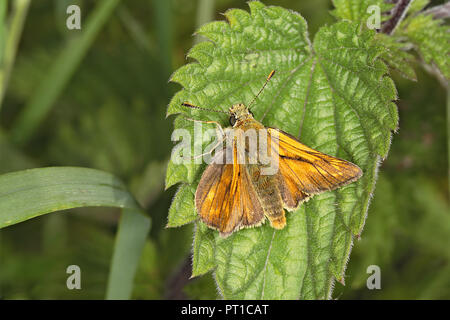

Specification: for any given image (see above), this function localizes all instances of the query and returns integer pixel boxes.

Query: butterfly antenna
[248,70,275,109]
[181,102,229,114]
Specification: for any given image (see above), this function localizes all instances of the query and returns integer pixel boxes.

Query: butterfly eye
[229,115,237,126]
[249,110,254,117]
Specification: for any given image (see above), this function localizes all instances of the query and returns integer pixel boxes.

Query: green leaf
[375,33,417,81]
[0,167,141,227]
[166,184,197,227]
[165,116,205,189]
[192,221,215,277]
[331,0,393,23]
[167,2,397,299]
[106,208,151,299]
[400,13,450,79]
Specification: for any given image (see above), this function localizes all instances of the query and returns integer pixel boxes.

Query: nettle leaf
[330,0,418,82]
[375,33,417,81]
[330,0,419,82]
[166,2,397,299]
[331,0,393,23]
[192,221,215,277]
[399,12,450,79]
[167,184,197,228]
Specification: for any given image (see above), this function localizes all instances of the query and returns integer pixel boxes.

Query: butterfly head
[229,103,254,126]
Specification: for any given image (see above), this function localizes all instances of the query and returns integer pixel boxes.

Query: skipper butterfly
[182,71,362,237]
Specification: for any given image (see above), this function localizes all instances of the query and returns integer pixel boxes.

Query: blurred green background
[0,0,448,299]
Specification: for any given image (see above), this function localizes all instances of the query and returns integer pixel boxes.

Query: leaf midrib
[260,229,276,299]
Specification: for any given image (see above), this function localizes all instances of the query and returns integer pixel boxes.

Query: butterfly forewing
[268,128,363,209]
[194,147,265,236]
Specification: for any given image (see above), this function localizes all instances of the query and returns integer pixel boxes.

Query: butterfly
[182,70,362,237]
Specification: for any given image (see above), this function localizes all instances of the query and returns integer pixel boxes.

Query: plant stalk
[381,0,412,35]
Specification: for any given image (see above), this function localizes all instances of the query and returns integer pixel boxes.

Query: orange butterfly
[182,70,362,237]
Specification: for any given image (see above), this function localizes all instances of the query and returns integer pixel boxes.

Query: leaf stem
[381,0,412,35]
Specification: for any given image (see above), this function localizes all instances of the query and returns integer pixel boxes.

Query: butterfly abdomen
[247,164,286,229]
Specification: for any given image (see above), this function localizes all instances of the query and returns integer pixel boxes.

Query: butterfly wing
[268,128,363,210]
[195,147,265,237]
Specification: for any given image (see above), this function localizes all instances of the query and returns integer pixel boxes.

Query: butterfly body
[229,104,285,229]
[247,163,286,229]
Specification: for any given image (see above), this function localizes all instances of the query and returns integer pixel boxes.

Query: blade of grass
[0,166,144,228]
[10,0,120,145]
[0,0,30,110]
[106,208,151,299]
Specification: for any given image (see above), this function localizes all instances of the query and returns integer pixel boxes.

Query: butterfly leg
[183,117,225,138]
[183,117,226,160]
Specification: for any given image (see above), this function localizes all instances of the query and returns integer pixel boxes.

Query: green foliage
[0,167,143,227]
[375,33,417,81]
[106,208,151,299]
[0,166,151,299]
[330,0,393,23]
[192,221,215,277]
[0,0,173,300]
[167,1,398,299]
[332,0,449,82]
[0,0,30,107]
[400,13,450,79]
[167,184,197,227]
[332,63,449,299]
[8,44,170,177]
[10,0,120,145]
[338,173,450,299]
[0,0,448,301]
